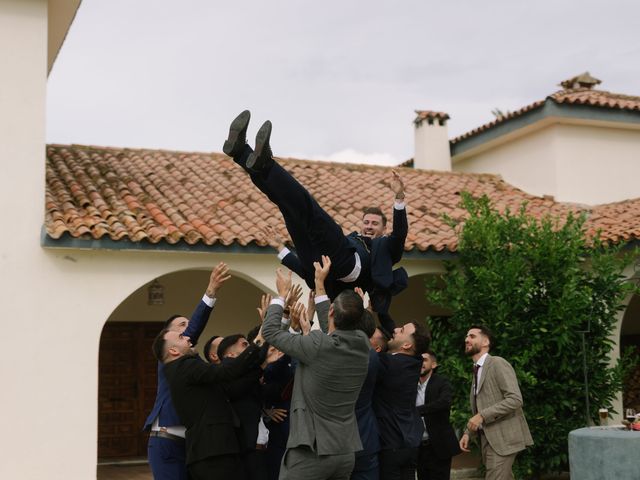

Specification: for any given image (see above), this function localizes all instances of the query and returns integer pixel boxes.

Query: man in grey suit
[459,326,533,480]
[261,267,370,480]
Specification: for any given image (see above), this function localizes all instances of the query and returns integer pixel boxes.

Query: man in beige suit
[459,326,533,480]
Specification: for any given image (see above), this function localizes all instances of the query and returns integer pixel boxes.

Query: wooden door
[98,322,163,459]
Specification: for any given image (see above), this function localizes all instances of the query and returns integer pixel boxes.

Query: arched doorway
[97,268,267,461]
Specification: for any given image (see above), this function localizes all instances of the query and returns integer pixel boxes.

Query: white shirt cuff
[202,294,217,308]
[277,247,291,261]
[337,252,361,283]
[271,298,285,308]
[315,294,329,304]
[394,200,406,210]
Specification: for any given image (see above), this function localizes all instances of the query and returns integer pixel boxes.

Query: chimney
[413,110,451,171]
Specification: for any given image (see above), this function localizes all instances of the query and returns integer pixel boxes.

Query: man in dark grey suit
[261,267,371,480]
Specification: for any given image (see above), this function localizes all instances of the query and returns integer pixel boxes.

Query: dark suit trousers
[234,145,355,279]
[188,454,245,480]
[147,436,188,480]
[351,452,379,480]
[379,447,418,480]
[417,442,452,480]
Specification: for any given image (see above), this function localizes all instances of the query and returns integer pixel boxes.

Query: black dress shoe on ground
[223,110,251,157]
[247,120,274,172]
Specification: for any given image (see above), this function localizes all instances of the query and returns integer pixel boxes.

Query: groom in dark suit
[223,110,409,333]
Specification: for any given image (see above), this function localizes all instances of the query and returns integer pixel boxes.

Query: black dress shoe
[223,110,251,157]
[247,120,274,172]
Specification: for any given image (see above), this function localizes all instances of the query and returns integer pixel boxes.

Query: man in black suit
[223,110,408,333]
[152,325,270,480]
[218,334,276,480]
[374,321,431,480]
[415,351,461,480]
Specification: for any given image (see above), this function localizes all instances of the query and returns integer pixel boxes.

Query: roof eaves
[451,99,640,158]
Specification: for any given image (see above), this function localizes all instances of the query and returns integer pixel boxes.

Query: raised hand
[261,224,286,251]
[390,170,405,200]
[276,268,292,298]
[285,284,303,310]
[206,262,231,297]
[256,293,272,323]
[291,302,311,335]
[306,289,316,323]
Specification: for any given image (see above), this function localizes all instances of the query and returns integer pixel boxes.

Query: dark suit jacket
[416,373,461,459]
[282,205,408,318]
[222,357,264,452]
[355,349,381,456]
[374,352,424,450]
[163,345,262,466]
[143,299,213,430]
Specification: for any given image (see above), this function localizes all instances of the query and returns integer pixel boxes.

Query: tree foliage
[427,193,636,478]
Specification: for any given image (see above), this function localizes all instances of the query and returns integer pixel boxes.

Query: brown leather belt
[149,430,185,443]
[256,443,267,451]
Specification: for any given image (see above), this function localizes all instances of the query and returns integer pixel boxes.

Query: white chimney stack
[413,110,451,171]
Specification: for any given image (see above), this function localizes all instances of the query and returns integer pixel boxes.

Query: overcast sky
[46,0,640,165]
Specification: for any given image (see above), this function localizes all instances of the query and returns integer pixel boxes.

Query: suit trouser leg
[378,447,418,480]
[279,446,354,480]
[480,436,516,480]
[188,454,245,480]
[147,436,188,480]
[350,451,379,480]
[234,145,355,280]
[417,443,452,480]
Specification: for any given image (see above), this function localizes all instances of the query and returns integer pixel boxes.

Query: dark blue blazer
[282,205,409,319]
[373,352,424,450]
[143,299,213,430]
[355,348,381,456]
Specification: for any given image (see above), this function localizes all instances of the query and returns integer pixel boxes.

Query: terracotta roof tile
[45,144,640,253]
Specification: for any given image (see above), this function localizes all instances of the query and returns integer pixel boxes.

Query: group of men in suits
[142,110,534,480]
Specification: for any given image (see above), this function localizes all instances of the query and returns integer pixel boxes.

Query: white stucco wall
[554,123,640,204]
[453,124,559,198]
[453,120,640,205]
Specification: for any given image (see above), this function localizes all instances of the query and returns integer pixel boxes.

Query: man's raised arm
[387,170,408,263]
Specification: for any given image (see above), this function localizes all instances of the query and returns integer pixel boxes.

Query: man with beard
[374,321,431,480]
[144,262,230,480]
[415,351,461,480]
[459,326,533,480]
[153,325,276,480]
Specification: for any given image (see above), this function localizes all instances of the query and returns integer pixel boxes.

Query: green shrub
[427,193,636,479]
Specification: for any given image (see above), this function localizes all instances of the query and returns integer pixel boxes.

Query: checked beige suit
[469,354,533,479]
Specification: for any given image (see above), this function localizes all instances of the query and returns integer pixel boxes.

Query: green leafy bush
[427,193,636,479]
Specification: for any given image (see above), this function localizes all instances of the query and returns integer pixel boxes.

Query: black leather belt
[149,430,185,443]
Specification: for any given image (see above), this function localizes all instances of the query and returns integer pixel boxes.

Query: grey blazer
[469,354,534,456]
[262,303,370,455]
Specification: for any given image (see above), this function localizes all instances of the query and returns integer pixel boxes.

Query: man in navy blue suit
[374,321,431,480]
[223,110,409,333]
[143,262,231,480]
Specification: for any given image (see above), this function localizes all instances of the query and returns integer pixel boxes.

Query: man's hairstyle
[470,324,494,350]
[362,207,387,227]
[410,321,431,356]
[217,334,246,359]
[332,290,364,331]
[163,314,184,329]
[357,310,377,338]
[203,335,220,363]
[424,349,437,361]
[152,328,171,362]
[372,327,389,352]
